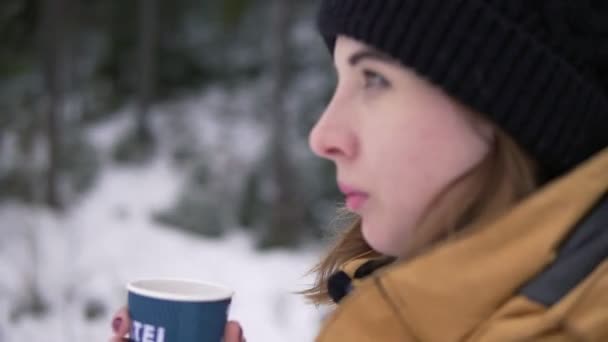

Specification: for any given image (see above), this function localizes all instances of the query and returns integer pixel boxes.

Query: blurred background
[0,0,344,340]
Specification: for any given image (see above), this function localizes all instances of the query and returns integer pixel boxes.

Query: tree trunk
[136,0,159,143]
[41,0,70,210]
[262,0,303,248]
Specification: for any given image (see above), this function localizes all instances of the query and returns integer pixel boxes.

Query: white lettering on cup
[133,321,143,341]
[156,327,165,342]
[143,324,155,342]
[131,320,166,342]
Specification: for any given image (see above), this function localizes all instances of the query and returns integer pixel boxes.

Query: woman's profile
[112,0,608,340]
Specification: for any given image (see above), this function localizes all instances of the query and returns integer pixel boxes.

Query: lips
[338,183,369,211]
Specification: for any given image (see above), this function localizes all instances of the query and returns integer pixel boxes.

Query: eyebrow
[348,49,398,66]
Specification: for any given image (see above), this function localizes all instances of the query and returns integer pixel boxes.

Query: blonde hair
[302,128,539,305]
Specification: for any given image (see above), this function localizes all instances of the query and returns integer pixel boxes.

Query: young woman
[112,1,608,340]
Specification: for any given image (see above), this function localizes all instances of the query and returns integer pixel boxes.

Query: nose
[308,96,358,161]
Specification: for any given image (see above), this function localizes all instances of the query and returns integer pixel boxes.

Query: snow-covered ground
[0,160,324,342]
[0,93,327,341]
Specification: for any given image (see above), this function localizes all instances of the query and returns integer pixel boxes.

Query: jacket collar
[359,147,608,340]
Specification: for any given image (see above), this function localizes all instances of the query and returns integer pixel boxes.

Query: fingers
[110,308,244,342]
[224,320,244,342]
[111,306,132,337]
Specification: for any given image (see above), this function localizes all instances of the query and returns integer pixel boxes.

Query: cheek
[385,97,489,180]
[366,99,458,191]
[359,94,490,254]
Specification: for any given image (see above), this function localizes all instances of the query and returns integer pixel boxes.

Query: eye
[363,69,391,89]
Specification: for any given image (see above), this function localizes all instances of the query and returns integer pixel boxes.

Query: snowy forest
[0,0,343,340]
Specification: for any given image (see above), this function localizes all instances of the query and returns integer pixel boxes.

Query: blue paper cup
[127,279,234,342]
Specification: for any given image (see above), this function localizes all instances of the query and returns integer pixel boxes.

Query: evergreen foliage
[1,0,340,249]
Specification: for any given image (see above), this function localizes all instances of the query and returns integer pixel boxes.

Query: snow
[0,94,327,341]
[0,158,324,341]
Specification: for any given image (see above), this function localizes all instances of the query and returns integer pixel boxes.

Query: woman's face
[309,36,493,257]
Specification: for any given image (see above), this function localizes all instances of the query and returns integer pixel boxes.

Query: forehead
[333,35,403,76]
[334,36,368,60]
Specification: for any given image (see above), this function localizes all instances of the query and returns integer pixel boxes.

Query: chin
[361,220,402,257]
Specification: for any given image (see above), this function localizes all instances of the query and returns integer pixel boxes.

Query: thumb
[224,321,243,342]
[111,307,132,337]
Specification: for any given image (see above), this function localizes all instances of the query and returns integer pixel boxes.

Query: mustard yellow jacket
[317,148,608,341]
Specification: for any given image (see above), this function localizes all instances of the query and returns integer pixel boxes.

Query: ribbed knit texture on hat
[317,0,608,179]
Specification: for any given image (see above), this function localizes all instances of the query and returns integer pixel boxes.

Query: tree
[136,0,159,145]
[111,0,159,164]
[40,0,72,210]
[260,0,305,248]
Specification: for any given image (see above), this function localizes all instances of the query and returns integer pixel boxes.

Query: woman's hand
[224,320,246,342]
[109,307,245,342]
[109,307,130,341]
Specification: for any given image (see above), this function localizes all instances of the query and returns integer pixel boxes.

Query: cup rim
[127,278,234,302]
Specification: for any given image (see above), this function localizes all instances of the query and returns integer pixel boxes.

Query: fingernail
[112,317,123,332]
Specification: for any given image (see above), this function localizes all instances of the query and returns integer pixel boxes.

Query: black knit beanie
[317,0,608,179]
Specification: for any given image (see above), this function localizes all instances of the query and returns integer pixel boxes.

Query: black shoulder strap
[519,192,608,306]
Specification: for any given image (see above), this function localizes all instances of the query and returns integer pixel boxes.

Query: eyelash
[362,69,391,89]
